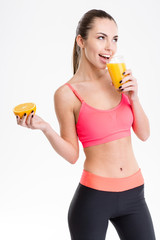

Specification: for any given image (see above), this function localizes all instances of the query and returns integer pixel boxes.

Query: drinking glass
[107,55,126,89]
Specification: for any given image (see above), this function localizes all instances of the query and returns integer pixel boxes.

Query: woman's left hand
[119,69,138,102]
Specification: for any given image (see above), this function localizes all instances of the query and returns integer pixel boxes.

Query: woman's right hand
[16,112,48,132]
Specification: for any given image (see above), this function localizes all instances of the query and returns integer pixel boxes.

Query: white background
[1,0,160,239]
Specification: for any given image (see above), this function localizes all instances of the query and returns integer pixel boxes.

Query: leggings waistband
[80,168,144,192]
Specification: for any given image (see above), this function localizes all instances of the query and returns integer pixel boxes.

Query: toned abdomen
[83,136,139,178]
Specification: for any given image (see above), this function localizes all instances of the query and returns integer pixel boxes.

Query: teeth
[101,55,110,58]
[99,54,111,59]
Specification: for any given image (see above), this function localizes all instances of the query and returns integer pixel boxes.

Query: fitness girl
[16,9,156,240]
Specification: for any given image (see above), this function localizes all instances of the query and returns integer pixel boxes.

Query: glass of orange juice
[107,55,126,89]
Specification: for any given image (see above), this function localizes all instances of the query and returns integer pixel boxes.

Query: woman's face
[83,18,118,69]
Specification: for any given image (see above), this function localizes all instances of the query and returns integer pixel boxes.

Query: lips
[99,54,111,59]
[99,54,111,63]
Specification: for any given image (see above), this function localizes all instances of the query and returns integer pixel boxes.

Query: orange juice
[107,62,126,89]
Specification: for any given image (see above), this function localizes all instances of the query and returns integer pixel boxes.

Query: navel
[120,168,123,171]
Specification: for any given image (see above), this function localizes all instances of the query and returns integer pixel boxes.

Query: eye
[98,36,105,40]
[113,38,118,42]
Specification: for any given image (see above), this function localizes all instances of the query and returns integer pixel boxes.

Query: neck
[75,51,108,83]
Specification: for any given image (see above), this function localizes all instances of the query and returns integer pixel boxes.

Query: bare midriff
[83,135,140,178]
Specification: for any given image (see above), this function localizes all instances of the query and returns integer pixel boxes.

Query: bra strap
[65,83,84,102]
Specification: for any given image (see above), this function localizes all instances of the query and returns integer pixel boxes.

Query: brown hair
[73,9,117,74]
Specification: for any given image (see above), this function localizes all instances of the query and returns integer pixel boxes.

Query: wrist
[41,122,51,134]
[129,95,139,105]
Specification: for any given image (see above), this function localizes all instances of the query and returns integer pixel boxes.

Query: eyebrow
[97,32,118,38]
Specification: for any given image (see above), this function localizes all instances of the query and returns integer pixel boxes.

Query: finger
[26,114,32,127]
[16,115,24,125]
[21,113,28,126]
[123,69,132,76]
[120,80,135,89]
[26,111,34,127]
[16,115,20,124]
[30,112,35,128]
[121,75,136,84]
[121,86,136,92]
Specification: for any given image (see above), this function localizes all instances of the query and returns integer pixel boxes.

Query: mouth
[99,54,111,63]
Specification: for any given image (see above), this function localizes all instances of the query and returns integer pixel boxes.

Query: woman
[16,9,156,240]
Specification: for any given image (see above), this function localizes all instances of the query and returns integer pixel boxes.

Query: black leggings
[68,183,156,240]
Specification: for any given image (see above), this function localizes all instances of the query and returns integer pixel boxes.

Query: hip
[80,167,144,192]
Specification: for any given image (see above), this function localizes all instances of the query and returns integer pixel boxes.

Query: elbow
[142,121,150,141]
[141,136,150,141]
[142,127,150,141]
[70,154,79,165]
[70,158,78,165]
[70,160,77,164]
[134,125,150,142]
[67,145,79,164]
[140,132,150,141]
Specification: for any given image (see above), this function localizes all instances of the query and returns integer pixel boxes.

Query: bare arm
[130,97,150,141]
[16,85,79,164]
[42,123,78,164]
[42,84,79,164]
[120,69,150,141]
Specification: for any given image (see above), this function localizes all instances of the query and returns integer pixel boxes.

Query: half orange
[13,103,36,118]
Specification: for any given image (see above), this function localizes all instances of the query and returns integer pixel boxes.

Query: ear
[76,34,85,49]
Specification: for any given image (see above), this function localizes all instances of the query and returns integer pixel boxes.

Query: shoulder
[53,78,77,111]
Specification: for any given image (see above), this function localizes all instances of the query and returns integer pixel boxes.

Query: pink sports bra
[65,83,133,148]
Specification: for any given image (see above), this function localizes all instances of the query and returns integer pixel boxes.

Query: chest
[74,90,122,125]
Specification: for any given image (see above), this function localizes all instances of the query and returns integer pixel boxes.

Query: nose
[105,39,112,50]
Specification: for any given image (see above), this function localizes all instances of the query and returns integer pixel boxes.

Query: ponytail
[73,38,80,75]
